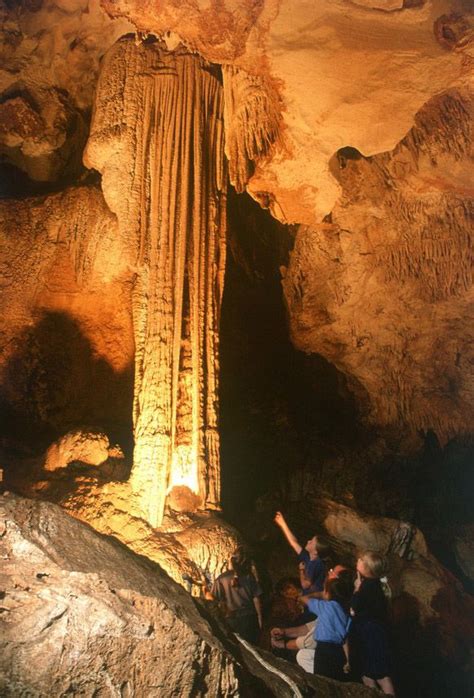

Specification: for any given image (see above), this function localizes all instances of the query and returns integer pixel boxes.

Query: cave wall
[283,89,474,443]
[0,186,134,450]
[1,0,472,446]
[0,3,472,695]
[0,0,472,534]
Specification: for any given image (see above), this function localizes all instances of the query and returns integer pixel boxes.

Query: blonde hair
[359,551,391,599]
[359,550,387,578]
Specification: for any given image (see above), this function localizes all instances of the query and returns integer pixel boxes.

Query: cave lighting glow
[167,443,200,495]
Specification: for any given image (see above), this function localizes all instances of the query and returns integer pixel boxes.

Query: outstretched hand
[274,511,285,528]
[274,511,302,555]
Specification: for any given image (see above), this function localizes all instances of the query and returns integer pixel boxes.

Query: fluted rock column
[85,37,227,526]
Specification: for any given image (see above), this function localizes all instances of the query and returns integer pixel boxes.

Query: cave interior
[0,1,473,697]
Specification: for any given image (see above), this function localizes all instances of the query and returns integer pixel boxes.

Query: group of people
[206,511,396,696]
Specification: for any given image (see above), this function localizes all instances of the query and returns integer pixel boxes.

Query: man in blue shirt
[274,511,327,594]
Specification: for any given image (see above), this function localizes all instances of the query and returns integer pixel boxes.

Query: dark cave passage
[219,188,368,521]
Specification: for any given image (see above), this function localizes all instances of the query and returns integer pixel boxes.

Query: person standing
[301,576,353,681]
[350,551,396,696]
[207,547,263,644]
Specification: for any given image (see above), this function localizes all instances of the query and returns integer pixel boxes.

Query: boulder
[0,493,373,698]
[43,429,114,471]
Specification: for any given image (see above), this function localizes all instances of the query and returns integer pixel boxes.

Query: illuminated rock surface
[0,186,134,438]
[43,429,120,471]
[283,90,474,442]
[0,0,473,694]
[0,493,374,698]
[84,37,227,527]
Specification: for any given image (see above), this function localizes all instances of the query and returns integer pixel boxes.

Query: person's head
[275,577,300,600]
[324,576,353,612]
[305,534,330,560]
[305,535,318,556]
[230,546,252,580]
[327,564,348,580]
[325,565,354,590]
[357,550,387,580]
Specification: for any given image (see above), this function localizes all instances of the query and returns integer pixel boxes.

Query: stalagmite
[85,37,227,526]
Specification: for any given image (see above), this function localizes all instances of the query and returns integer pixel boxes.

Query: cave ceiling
[0,0,473,463]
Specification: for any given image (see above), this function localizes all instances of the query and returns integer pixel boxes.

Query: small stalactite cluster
[222,65,281,192]
[85,37,227,527]
[405,89,472,163]
[372,92,474,301]
[379,196,473,301]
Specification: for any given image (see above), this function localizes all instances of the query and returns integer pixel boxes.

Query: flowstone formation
[85,37,228,527]
[283,89,474,443]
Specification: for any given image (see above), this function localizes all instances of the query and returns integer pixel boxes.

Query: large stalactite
[85,37,227,527]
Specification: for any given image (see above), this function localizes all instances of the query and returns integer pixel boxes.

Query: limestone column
[84,37,227,526]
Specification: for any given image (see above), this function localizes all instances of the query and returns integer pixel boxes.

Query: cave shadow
[391,591,473,698]
[0,310,134,481]
[0,160,101,199]
[219,188,369,523]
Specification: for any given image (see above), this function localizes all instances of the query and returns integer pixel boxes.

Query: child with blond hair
[350,551,396,696]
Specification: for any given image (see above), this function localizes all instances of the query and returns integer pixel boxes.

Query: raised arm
[274,511,302,555]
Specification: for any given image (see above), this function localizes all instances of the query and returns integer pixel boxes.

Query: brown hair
[315,536,330,556]
[230,546,252,587]
[275,577,300,596]
[325,576,352,613]
[311,535,332,566]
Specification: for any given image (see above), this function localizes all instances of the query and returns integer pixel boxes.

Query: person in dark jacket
[350,551,396,696]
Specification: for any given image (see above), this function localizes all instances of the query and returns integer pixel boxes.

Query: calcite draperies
[85,37,227,526]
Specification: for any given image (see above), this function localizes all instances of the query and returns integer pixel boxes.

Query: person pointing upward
[274,511,328,594]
